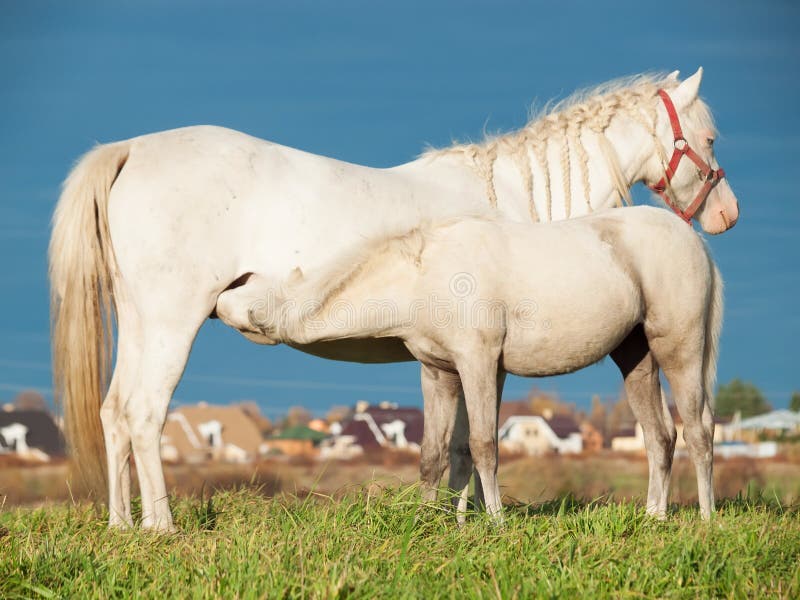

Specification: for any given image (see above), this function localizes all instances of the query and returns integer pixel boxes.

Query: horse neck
[498,110,659,221]
[406,103,659,223]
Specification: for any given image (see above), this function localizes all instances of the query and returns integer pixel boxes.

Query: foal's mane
[423,72,714,220]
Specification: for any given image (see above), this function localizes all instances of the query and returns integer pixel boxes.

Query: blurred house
[161,403,263,463]
[320,403,424,459]
[498,412,583,455]
[0,409,65,462]
[263,425,328,456]
[726,409,800,441]
[611,405,736,454]
[668,405,734,448]
[610,426,644,453]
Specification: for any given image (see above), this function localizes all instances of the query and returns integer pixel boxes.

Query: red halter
[648,89,726,225]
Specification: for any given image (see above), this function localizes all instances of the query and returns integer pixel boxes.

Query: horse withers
[216,205,722,522]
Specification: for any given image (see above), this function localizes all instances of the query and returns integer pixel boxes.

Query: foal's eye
[706,137,715,147]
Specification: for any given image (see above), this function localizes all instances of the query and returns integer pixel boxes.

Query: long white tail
[703,263,724,411]
[49,141,130,491]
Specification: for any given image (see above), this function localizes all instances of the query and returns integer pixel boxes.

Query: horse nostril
[720,210,737,230]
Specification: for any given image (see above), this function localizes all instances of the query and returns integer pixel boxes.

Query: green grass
[1,487,798,599]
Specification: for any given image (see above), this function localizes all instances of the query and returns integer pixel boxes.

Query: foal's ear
[671,66,703,109]
[666,70,680,82]
[288,266,304,284]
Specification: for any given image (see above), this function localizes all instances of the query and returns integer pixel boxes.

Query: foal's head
[645,68,739,234]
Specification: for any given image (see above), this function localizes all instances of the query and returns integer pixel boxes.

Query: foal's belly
[500,303,641,377]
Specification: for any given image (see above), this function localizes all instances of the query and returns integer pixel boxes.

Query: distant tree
[285,406,312,428]
[715,379,771,418]
[527,389,574,416]
[589,394,609,443]
[325,405,352,424]
[607,390,636,436]
[790,391,800,413]
[12,390,48,412]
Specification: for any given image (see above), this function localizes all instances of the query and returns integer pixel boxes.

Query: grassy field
[1,486,798,599]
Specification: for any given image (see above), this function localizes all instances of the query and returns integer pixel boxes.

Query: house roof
[340,419,383,449]
[498,400,535,428]
[363,406,424,445]
[733,410,800,430]
[546,414,581,438]
[162,404,264,459]
[339,405,425,448]
[0,410,65,456]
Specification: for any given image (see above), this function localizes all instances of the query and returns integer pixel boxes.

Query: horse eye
[707,138,715,147]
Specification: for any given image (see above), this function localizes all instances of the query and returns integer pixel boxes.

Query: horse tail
[703,261,724,412]
[49,141,130,491]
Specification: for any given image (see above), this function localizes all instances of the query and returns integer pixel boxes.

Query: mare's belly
[288,337,415,363]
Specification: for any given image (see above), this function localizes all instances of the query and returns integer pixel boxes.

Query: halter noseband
[648,89,726,225]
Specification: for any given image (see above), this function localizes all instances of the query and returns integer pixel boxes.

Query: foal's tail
[49,141,130,491]
[703,263,724,412]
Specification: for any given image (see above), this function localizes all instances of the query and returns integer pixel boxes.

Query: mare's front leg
[457,354,504,522]
[419,364,462,502]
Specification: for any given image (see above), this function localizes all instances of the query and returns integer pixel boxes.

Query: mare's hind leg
[419,365,462,502]
[457,354,503,522]
[649,331,714,519]
[100,374,132,528]
[447,392,472,523]
[473,371,506,512]
[100,296,142,528]
[611,325,676,518]
[123,305,208,532]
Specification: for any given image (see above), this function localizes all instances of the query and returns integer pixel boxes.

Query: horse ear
[666,70,680,82]
[671,66,703,109]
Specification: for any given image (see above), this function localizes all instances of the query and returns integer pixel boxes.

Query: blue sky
[1,1,798,417]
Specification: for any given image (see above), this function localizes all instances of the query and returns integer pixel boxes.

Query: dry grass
[2,451,800,509]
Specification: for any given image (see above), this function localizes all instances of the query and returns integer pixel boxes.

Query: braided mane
[423,73,684,219]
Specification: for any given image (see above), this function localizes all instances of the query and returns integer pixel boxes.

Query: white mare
[50,67,738,531]
[216,206,723,522]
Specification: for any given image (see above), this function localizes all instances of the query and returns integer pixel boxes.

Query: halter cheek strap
[648,89,726,225]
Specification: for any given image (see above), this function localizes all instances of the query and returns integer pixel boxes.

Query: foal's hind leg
[649,334,714,519]
[419,364,462,502]
[611,325,676,518]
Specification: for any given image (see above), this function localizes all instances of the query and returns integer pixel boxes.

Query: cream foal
[216,206,722,522]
